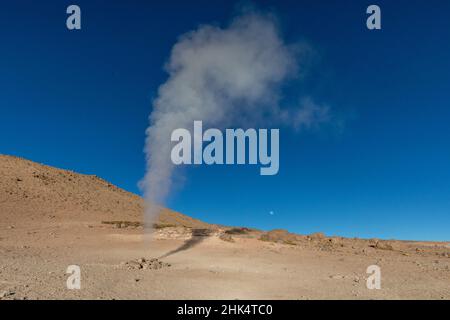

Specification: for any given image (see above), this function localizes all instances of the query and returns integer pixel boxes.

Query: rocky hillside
[0,154,209,228]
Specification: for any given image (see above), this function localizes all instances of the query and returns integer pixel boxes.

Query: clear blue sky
[1,1,449,241]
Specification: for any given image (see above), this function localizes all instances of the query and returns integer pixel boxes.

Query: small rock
[122,257,170,270]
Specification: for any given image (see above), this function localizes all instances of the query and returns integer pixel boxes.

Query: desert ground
[0,154,449,300]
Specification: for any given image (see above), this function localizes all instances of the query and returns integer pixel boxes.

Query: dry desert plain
[0,154,449,300]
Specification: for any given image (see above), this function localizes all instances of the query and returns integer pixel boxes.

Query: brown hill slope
[0,154,209,228]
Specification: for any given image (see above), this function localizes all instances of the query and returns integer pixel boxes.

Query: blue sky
[1,1,449,241]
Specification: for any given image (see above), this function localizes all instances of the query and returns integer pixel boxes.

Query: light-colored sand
[0,155,449,300]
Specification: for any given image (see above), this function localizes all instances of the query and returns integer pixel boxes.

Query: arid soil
[1,155,449,300]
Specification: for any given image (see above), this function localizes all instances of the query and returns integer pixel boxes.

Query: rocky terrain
[0,154,449,300]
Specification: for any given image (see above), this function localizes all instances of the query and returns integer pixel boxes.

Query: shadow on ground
[159,229,213,258]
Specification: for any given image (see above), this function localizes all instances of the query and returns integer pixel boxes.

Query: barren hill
[0,154,209,228]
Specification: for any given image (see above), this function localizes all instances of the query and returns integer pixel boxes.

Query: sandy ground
[1,221,449,300]
[1,155,449,300]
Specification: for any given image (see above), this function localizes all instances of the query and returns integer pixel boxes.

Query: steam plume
[142,11,329,225]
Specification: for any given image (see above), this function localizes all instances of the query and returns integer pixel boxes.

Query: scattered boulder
[192,228,213,237]
[259,229,299,244]
[102,221,142,229]
[154,227,191,240]
[219,233,235,243]
[369,239,394,250]
[121,258,171,270]
[153,223,177,229]
[225,227,251,235]
[307,232,326,241]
